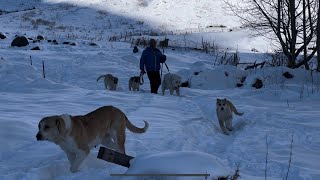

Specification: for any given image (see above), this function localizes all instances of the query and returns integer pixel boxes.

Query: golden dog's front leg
[70,148,89,173]
[65,151,76,167]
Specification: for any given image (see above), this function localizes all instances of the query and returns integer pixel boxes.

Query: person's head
[149,39,157,49]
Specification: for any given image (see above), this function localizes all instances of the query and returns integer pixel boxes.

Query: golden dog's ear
[56,118,64,134]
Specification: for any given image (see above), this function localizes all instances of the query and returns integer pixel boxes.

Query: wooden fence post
[42,61,45,78]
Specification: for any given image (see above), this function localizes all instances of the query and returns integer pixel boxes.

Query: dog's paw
[223,131,230,136]
[70,166,79,173]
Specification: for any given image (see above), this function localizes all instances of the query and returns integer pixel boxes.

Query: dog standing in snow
[128,76,140,91]
[97,74,118,90]
[216,98,243,135]
[36,106,148,172]
[162,73,182,96]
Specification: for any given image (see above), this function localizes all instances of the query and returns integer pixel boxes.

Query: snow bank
[185,65,320,90]
[125,151,232,180]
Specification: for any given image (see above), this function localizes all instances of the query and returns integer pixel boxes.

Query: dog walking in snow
[36,106,148,172]
[216,98,243,135]
[97,74,118,91]
[162,73,182,96]
[128,76,141,91]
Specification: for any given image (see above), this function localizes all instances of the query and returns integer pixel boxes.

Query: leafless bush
[31,18,56,29]
[216,51,240,66]
[267,50,288,67]
[97,10,108,16]
[21,11,36,22]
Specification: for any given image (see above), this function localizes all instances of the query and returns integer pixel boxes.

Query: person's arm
[158,49,167,63]
[140,51,146,73]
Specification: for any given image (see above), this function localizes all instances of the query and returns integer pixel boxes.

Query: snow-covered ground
[1,0,320,180]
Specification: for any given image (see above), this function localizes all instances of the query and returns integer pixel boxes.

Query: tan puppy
[162,73,182,96]
[36,106,148,172]
[128,76,140,91]
[216,98,243,135]
[97,74,118,90]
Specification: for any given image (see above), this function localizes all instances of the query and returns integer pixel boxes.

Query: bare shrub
[216,51,240,66]
[21,11,36,22]
[31,18,56,29]
[267,50,288,67]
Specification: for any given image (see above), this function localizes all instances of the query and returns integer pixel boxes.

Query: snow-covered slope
[0,0,319,180]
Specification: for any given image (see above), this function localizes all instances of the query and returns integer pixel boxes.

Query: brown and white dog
[128,76,140,91]
[36,106,148,173]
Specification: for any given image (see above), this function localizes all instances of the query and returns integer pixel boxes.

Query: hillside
[0,0,320,180]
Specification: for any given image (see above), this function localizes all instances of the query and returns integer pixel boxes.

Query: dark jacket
[140,47,166,72]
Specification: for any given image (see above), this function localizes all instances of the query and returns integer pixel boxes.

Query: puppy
[128,76,140,91]
[97,74,118,90]
[36,106,148,173]
[216,98,243,135]
[162,73,182,96]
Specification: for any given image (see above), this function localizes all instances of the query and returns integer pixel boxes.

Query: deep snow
[0,0,320,180]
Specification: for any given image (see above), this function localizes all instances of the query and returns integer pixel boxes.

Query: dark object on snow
[252,79,263,89]
[27,37,33,40]
[194,71,201,75]
[159,38,169,48]
[31,46,40,50]
[133,46,139,53]
[47,40,52,42]
[70,42,76,46]
[52,40,58,44]
[63,41,70,44]
[240,76,246,83]
[236,76,246,88]
[0,33,6,39]
[11,36,29,47]
[283,72,294,79]
[224,72,229,77]
[97,146,134,168]
[180,81,190,88]
[245,61,266,70]
[89,42,97,46]
[236,83,243,87]
[32,39,40,43]
[37,35,44,40]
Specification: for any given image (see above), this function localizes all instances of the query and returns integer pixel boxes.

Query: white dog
[97,74,118,91]
[216,98,243,135]
[162,73,182,96]
[36,106,148,172]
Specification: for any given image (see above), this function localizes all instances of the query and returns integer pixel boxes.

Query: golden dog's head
[36,116,66,143]
[216,98,228,111]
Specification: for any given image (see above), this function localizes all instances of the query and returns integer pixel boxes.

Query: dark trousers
[147,71,161,94]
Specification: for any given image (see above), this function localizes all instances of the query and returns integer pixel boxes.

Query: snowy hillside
[1,0,320,180]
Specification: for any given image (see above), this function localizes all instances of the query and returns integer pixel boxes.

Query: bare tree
[225,0,318,69]
[317,1,320,71]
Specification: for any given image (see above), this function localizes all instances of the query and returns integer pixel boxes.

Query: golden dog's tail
[97,75,106,82]
[125,115,149,133]
[228,100,244,116]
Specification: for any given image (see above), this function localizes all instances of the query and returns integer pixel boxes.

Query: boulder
[11,36,29,47]
[31,46,40,50]
[133,46,139,53]
[252,79,263,89]
[283,71,293,79]
[0,33,6,39]
[37,35,44,40]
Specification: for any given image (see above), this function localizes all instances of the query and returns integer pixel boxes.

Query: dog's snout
[221,107,224,111]
[36,133,42,141]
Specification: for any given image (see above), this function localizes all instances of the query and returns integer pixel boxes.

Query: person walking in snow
[140,39,167,94]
